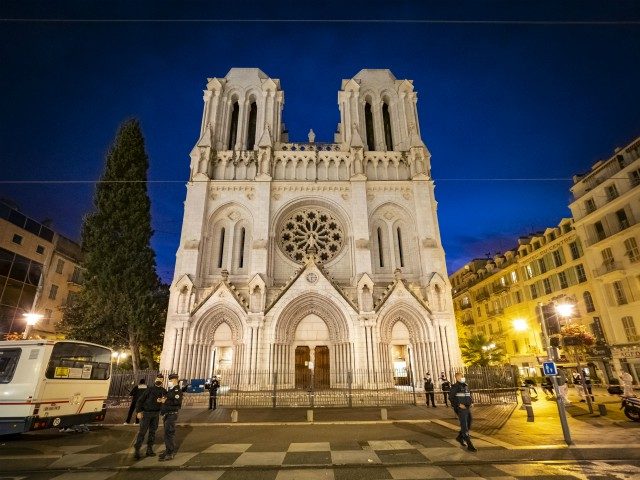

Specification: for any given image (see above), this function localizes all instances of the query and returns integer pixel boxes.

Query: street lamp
[512,318,528,332]
[537,301,572,445]
[111,351,128,368]
[22,312,43,340]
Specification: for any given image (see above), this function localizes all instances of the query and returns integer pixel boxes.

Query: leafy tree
[559,323,595,361]
[60,119,165,372]
[460,333,506,367]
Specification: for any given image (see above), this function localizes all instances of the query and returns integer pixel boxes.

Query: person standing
[133,374,167,460]
[582,369,595,402]
[208,376,220,410]
[125,378,147,425]
[159,373,183,461]
[449,372,476,452]
[423,374,436,407]
[440,373,451,407]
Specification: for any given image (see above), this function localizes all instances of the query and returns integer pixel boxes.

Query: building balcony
[487,308,504,318]
[460,303,472,310]
[593,261,625,278]
[462,317,475,326]
[475,290,490,302]
[492,284,509,294]
[587,217,638,246]
[67,273,84,286]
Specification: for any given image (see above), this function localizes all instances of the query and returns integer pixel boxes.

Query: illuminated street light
[512,318,528,332]
[111,351,128,367]
[555,303,575,318]
[22,312,43,339]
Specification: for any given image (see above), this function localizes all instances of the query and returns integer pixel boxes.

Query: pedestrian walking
[572,371,586,402]
[124,378,147,424]
[449,372,476,452]
[208,375,220,410]
[159,373,183,461]
[541,377,555,398]
[423,374,436,407]
[133,374,167,460]
[582,369,595,402]
[440,372,451,407]
[557,368,570,404]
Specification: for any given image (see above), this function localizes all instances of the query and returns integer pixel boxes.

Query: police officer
[134,374,167,460]
[208,375,220,410]
[159,373,183,461]
[449,372,476,452]
[423,374,436,407]
[440,372,451,407]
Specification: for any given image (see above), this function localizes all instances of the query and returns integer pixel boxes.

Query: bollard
[598,403,607,416]
[380,408,387,420]
[525,404,534,422]
[307,409,314,422]
[231,409,238,423]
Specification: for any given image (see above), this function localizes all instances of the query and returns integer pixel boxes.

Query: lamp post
[537,302,572,445]
[22,312,43,340]
[111,351,128,368]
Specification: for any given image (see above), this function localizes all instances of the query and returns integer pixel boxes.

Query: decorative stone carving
[253,239,268,249]
[183,239,199,250]
[355,238,370,249]
[306,272,318,284]
[278,207,345,264]
[422,238,437,248]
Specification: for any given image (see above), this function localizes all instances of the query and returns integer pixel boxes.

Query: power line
[1,18,639,25]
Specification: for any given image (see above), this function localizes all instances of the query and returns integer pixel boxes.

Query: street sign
[543,361,557,376]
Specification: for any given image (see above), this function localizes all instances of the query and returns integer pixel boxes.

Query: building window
[616,209,630,231]
[55,259,65,274]
[396,227,404,267]
[476,307,481,317]
[585,198,596,214]
[510,271,518,283]
[538,258,547,274]
[601,248,614,269]
[622,316,638,342]
[594,221,606,242]
[583,291,595,312]
[227,101,239,150]
[238,227,246,269]
[364,102,375,151]
[629,169,640,187]
[377,227,384,268]
[217,228,226,269]
[605,184,619,201]
[558,271,568,289]
[552,250,563,268]
[530,284,538,299]
[576,264,587,283]
[35,245,45,255]
[246,102,257,150]
[515,290,523,303]
[11,234,22,245]
[624,237,640,263]
[48,284,58,300]
[543,278,552,295]
[512,339,519,354]
[569,241,581,260]
[613,281,628,305]
[382,102,393,151]
[526,264,534,279]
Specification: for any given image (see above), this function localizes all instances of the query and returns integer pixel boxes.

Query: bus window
[45,342,111,380]
[0,348,21,383]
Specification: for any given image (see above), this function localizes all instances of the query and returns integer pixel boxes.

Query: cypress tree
[61,119,164,371]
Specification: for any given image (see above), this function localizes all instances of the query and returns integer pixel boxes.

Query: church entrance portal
[294,345,330,389]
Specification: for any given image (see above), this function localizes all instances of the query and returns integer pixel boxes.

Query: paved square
[233,451,287,466]
[367,440,413,450]
[203,443,252,453]
[160,471,225,480]
[49,453,110,469]
[283,451,332,465]
[331,450,381,465]
[374,449,429,464]
[275,469,335,480]
[185,453,243,466]
[387,465,452,479]
[288,442,331,452]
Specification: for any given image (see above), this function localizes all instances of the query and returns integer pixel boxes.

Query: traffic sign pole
[538,302,572,446]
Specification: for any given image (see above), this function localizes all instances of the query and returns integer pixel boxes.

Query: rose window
[279,208,344,264]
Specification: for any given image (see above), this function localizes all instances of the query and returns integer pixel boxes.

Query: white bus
[0,340,112,435]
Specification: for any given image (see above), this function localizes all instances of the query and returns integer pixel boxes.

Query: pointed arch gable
[272,293,350,344]
[191,305,245,344]
[377,303,432,343]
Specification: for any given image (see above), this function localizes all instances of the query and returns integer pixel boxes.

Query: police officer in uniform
[134,374,167,460]
[159,373,183,461]
[449,372,476,452]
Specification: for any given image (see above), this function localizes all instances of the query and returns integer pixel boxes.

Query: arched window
[396,227,404,267]
[583,291,595,312]
[238,227,246,268]
[227,101,239,150]
[382,102,393,151]
[364,102,375,151]
[217,228,226,268]
[246,102,257,150]
[377,227,384,267]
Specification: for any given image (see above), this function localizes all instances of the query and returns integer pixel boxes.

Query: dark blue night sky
[1,1,639,282]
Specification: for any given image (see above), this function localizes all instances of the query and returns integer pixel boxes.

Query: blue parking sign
[543,361,557,376]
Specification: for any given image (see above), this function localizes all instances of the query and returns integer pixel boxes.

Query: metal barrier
[108,366,519,409]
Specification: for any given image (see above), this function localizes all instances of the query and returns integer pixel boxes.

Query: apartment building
[569,136,640,382]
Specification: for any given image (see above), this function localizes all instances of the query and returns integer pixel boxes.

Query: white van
[0,340,112,435]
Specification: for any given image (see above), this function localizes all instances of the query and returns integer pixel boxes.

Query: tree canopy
[460,333,507,367]
[59,119,166,371]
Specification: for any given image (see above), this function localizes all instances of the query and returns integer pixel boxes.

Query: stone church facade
[160,68,462,388]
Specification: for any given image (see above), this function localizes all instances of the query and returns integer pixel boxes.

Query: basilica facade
[159,68,462,389]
